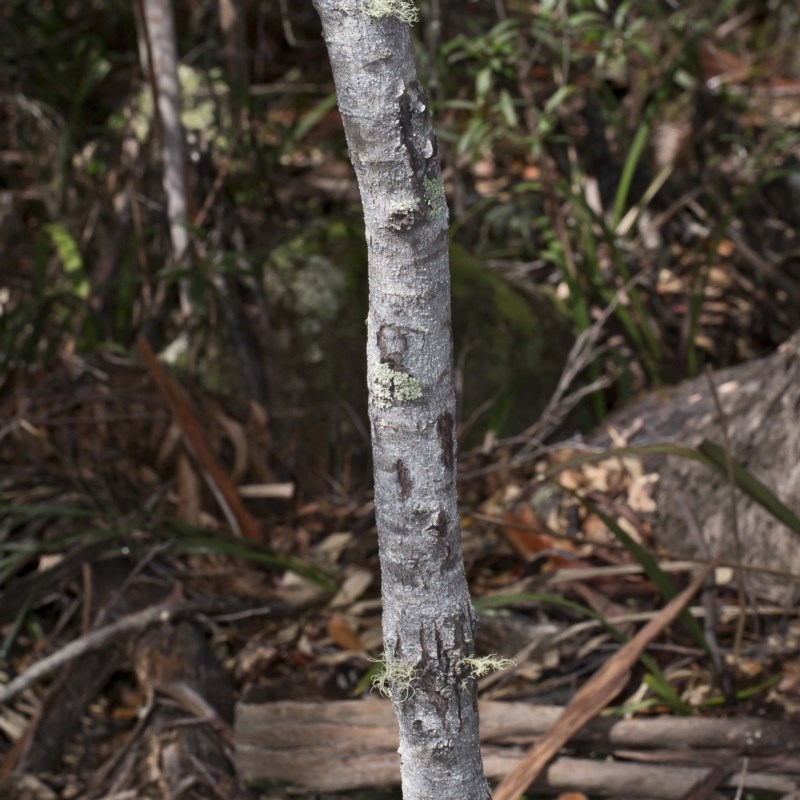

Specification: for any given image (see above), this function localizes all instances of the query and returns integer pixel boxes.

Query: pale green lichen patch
[372,361,423,408]
[361,0,419,23]
[423,175,447,218]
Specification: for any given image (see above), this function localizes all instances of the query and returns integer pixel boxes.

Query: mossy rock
[449,244,572,442]
[263,221,573,473]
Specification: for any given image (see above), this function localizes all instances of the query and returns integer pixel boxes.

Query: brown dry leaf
[657,267,684,294]
[327,613,363,652]
[725,654,766,679]
[276,572,328,606]
[177,451,201,524]
[582,460,619,493]
[297,501,324,516]
[521,164,540,181]
[653,120,691,169]
[558,470,582,491]
[779,660,800,695]
[329,568,373,610]
[694,333,716,353]
[581,514,610,544]
[616,516,644,545]
[248,398,269,428]
[472,155,496,179]
[627,470,658,514]
[475,176,511,196]
[709,264,735,290]
[315,532,353,565]
[501,506,578,566]
[138,338,262,542]
[716,239,735,258]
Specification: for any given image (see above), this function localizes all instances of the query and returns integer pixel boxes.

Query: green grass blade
[0,502,96,521]
[163,520,337,591]
[612,122,650,231]
[475,592,691,713]
[579,500,708,652]
[698,440,800,536]
[0,594,33,663]
[285,93,339,148]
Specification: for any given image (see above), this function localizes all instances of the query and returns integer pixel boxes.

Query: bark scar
[396,459,412,500]
[378,324,408,369]
[437,411,455,472]
[397,80,438,207]
[427,508,448,537]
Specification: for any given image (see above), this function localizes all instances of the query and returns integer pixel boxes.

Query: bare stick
[0,601,179,706]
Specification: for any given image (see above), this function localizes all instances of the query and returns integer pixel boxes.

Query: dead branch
[0,600,180,706]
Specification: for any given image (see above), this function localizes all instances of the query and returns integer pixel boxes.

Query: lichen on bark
[371,361,423,408]
[360,0,419,23]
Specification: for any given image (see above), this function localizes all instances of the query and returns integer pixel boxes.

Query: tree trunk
[312,3,490,798]
[141,0,191,313]
[217,0,249,131]
[218,0,249,89]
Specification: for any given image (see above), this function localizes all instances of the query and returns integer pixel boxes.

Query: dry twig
[0,600,182,706]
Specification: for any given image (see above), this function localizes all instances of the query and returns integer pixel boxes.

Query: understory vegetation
[2,1,800,798]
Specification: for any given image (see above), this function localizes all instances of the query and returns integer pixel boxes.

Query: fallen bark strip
[235,699,800,794]
[237,734,797,798]
[236,698,800,753]
[534,757,794,798]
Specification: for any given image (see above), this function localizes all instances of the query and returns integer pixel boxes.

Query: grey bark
[218,0,249,90]
[141,0,191,310]
[218,0,249,133]
[312,2,489,798]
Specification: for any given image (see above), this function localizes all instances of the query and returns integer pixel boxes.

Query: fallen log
[235,699,800,795]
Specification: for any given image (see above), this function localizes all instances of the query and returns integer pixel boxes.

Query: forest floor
[4,4,800,798]
[1,340,800,799]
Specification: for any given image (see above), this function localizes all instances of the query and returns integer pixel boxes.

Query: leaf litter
[0,349,799,799]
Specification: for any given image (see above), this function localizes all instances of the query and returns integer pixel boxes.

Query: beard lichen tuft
[361,0,419,23]
[370,655,418,702]
[457,654,515,687]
